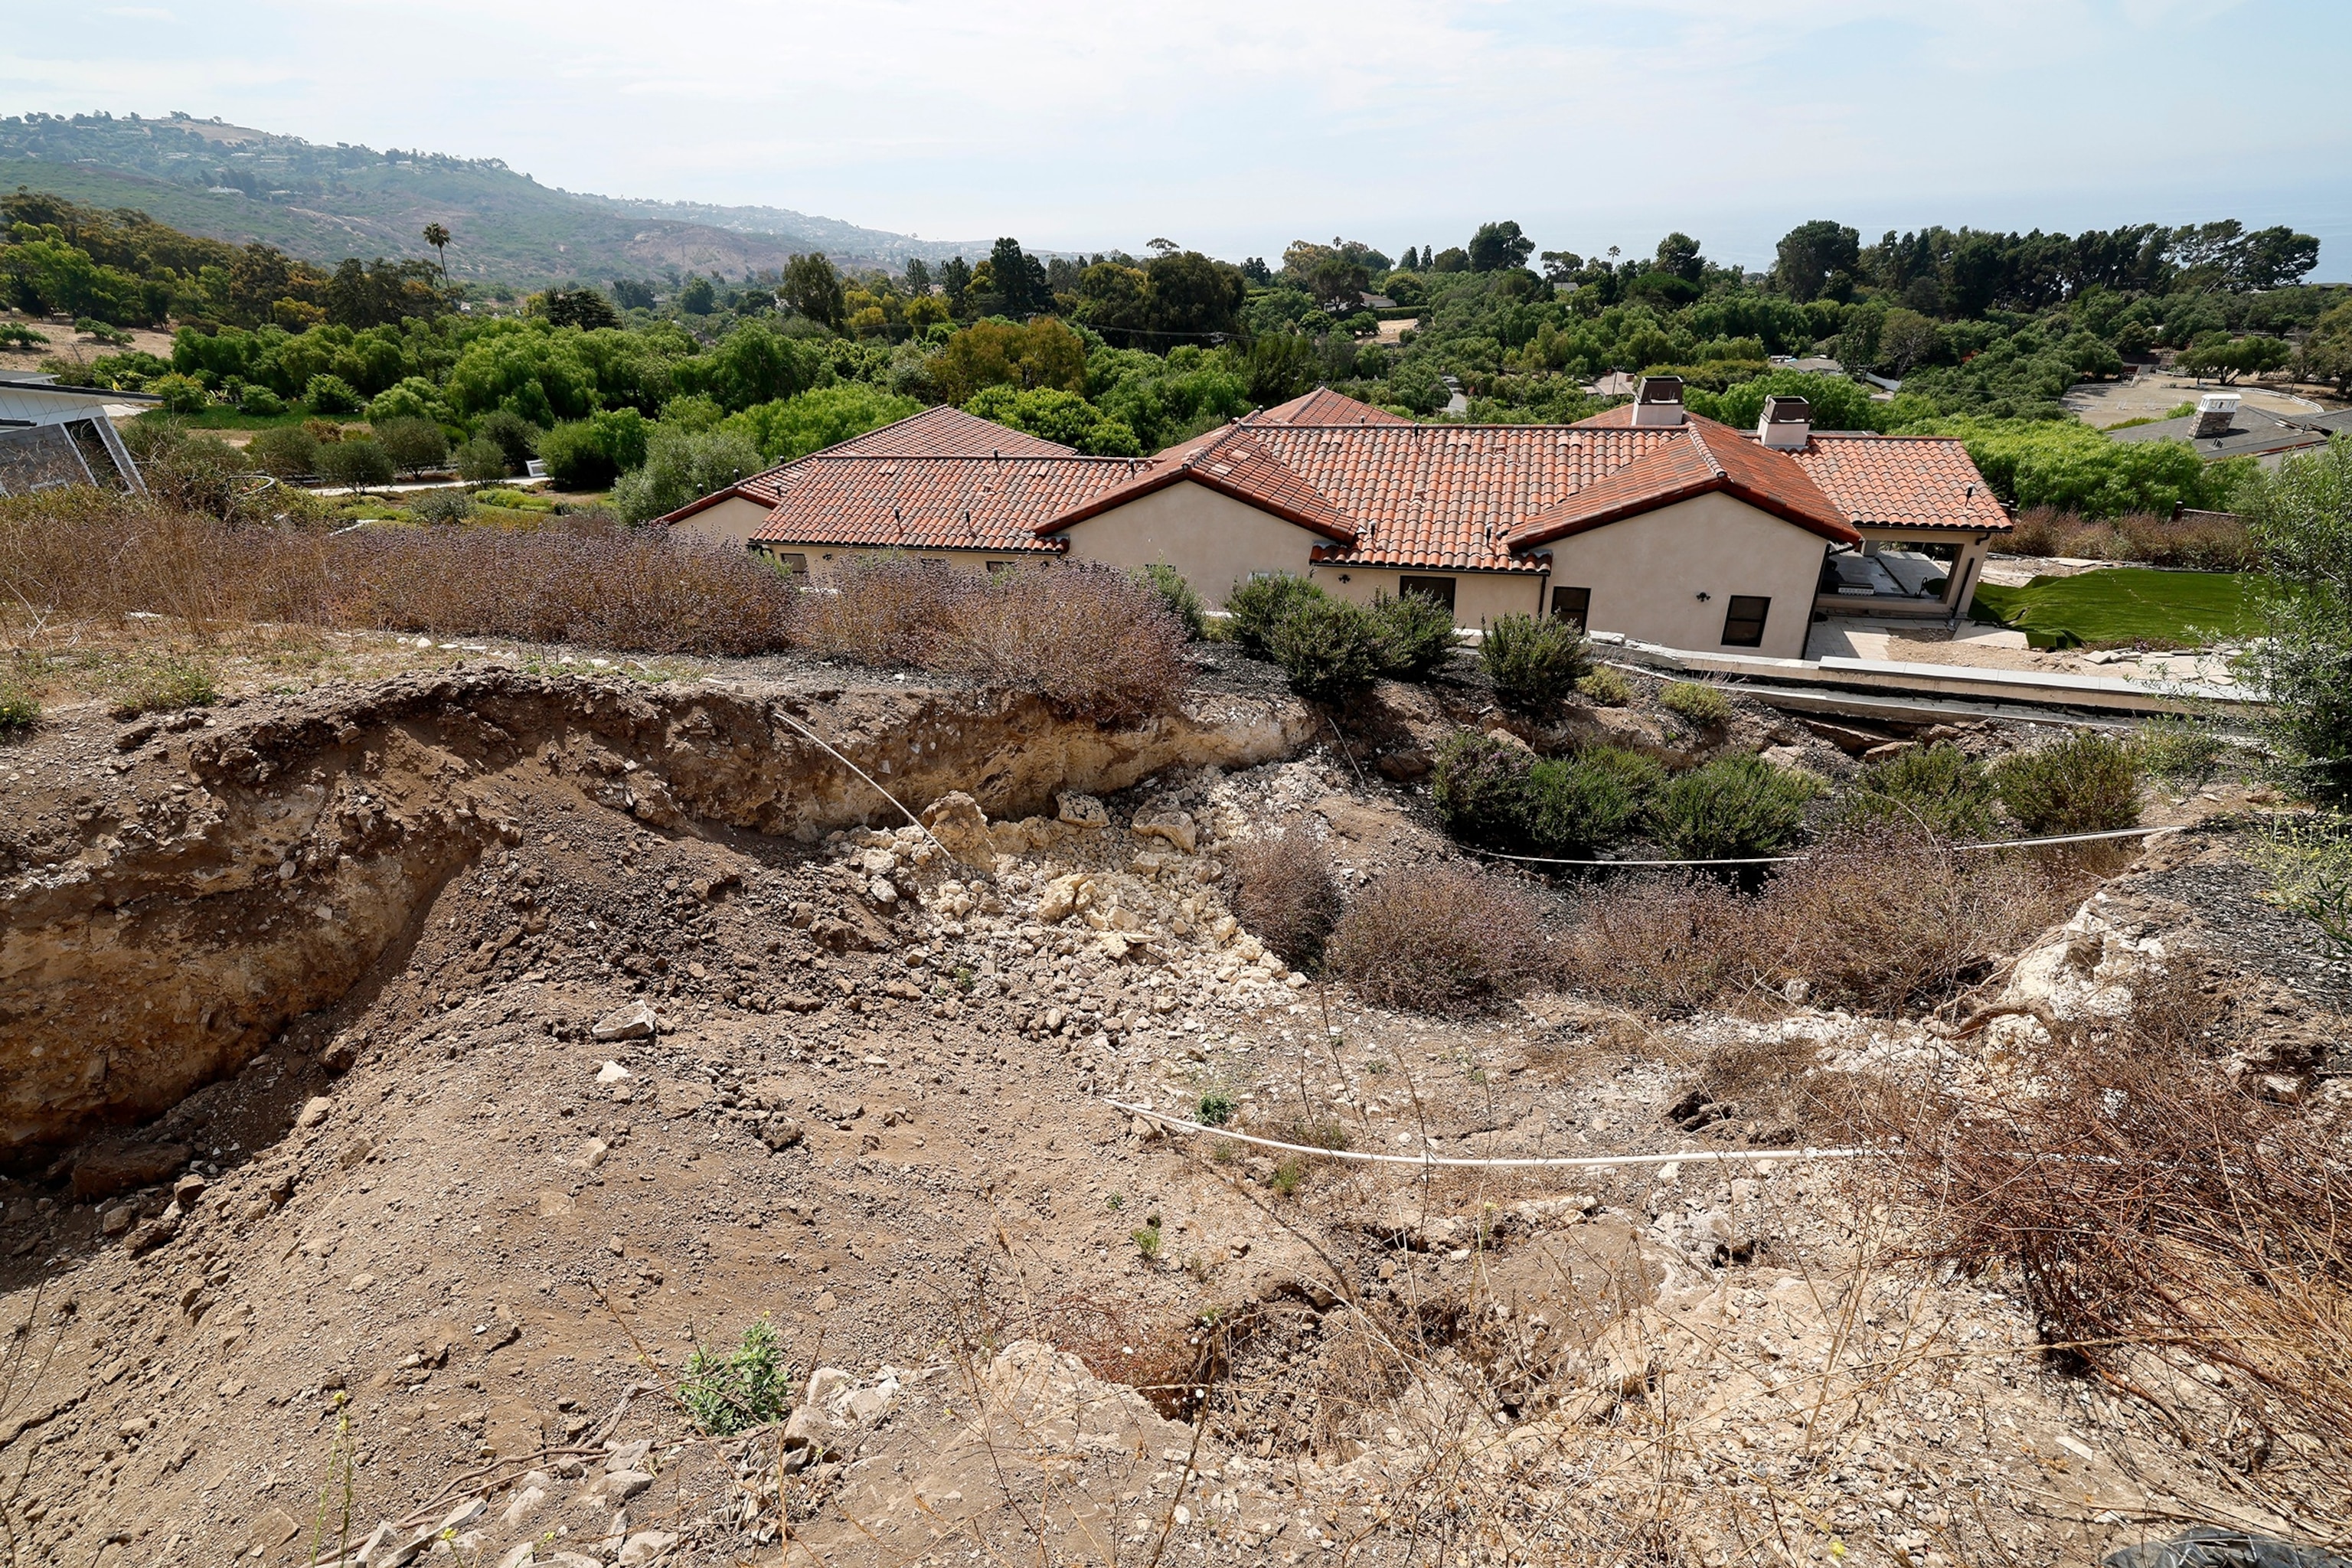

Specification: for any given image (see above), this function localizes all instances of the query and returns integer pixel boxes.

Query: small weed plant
[1657,680,1733,727]
[108,655,217,720]
[1576,665,1632,706]
[2248,815,2352,963]
[1131,1220,1164,1261]
[0,676,36,734]
[1195,1090,1236,1127]
[679,1316,794,1436]
[2132,714,2230,788]
[1137,562,1206,639]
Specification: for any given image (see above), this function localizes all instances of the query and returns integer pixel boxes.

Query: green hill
[0,112,988,288]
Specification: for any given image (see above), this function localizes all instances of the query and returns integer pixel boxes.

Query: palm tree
[422,222,451,279]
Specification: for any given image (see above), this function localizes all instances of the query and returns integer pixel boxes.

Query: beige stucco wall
[1544,492,1831,658]
[667,495,775,550]
[1308,566,1546,627]
[1053,482,1329,609]
[747,544,1052,583]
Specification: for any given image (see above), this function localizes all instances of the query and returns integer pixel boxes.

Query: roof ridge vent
[1757,394,1811,451]
[1630,375,1685,428]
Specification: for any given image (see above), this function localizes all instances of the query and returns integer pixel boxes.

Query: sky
[8,0,2350,278]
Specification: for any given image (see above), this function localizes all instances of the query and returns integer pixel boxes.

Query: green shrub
[147,373,210,415]
[371,416,448,477]
[245,424,319,479]
[108,656,216,720]
[452,436,511,483]
[1432,730,1535,845]
[1648,755,1820,858]
[1226,572,1325,656]
[409,488,475,527]
[475,410,541,472]
[316,436,394,492]
[2132,714,2230,788]
[1371,590,1460,678]
[678,1317,793,1436]
[1526,745,1664,853]
[1196,1090,1235,1127]
[1993,731,2140,834]
[1137,563,1206,640]
[0,677,37,733]
[1481,613,1590,710]
[238,386,286,416]
[302,374,363,415]
[1658,680,1733,727]
[1268,596,1384,703]
[1848,743,1999,839]
[538,410,649,490]
[1576,666,1632,706]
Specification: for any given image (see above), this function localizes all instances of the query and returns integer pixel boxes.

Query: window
[985,560,1013,573]
[1550,585,1590,628]
[1720,594,1770,648]
[1398,574,1455,611]
[773,552,808,575]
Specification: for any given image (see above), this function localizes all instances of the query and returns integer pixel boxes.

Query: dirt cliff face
[0,670,1312,1159]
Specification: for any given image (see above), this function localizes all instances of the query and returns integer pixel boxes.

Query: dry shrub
[1328,864,1550,1013]
[795,554,1187,722]
[1875,997,2352,1531]
[1228,825,1342,969]
[1758,833,2076,1014]
[2007,505,2256,570]
[1554,871,1748,1014]
[0,490,795,654]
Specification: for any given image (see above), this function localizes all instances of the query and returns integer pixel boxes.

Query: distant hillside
[0,112,991,287]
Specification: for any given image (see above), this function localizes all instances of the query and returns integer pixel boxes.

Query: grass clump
[1657,680,1733,727]
[680,1316,794,1436]
[1268,596,1385,703]
[1575,665,1632,706]
[1136,561,1205,639]
[1227,825,1341,969]
[108,655,217,719]
[1647,755,1819,858]
[1131,1219,1164,1261]
[1327,864,1550,1013]
[1479,613,1590,710]
[1370,590,1461,678]
[0,675,36,734]
[1847,743,1998,839]
[1225,572,1323,657]
[1993,730,2140,834]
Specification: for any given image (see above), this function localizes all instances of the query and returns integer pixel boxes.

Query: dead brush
[1870,991,2352,1536]
[1553,870,1748,1014]
[1327,864,1551,1013]
[1227,823,1343,971]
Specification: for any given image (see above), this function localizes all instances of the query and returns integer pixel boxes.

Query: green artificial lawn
[1968,567,2259,650]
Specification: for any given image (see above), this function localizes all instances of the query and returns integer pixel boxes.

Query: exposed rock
[1034,873,1096,926]
[1055,792,1109,829]
[1130,803,1199,854]
[592,1001,657,1043]
[920,791,995,867]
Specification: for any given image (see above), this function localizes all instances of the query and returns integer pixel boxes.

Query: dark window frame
[1720,594,1771,648]
[1550,585,1591,628]
[1397,574,1456,611]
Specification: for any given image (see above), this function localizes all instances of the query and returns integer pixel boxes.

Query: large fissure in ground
[0,670,1313,1159]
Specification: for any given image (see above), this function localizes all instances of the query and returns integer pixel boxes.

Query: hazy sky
[11,0,2350,277]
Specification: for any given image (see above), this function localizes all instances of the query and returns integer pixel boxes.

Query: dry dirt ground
[0,650,2342,1568]
[2061,374,2336,428]
[0,316,178,386]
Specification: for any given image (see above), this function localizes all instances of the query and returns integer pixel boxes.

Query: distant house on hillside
[2105,391,2333,467]
[0,374,153,496]
[665,379,2007,661]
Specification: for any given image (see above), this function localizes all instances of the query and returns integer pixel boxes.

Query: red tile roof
[745,452,1138,554]
[1790,434,2012,533]
[1250,387,1413,426]
[823,403,1070,460]
[1042,423,1361,546]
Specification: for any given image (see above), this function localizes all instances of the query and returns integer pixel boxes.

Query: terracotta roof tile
[1789,434,2012,533]
[1044,425,1359,544]
[746,453,1138,554]
[1248,387,1413,426]
[823,403,1071,459]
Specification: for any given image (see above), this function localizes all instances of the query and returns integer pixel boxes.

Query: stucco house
[664,378,2007,661]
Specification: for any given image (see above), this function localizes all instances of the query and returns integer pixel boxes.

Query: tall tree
[1467,220,1533,273]
[421,221,451,279]
[779,253,845,330]
[1653,232,1704,283]
[1772,220,1861,303]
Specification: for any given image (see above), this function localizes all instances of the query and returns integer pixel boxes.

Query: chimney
[1630,374,1684,428]
[2190,392,2240,441]
[1756,394,1811,450]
